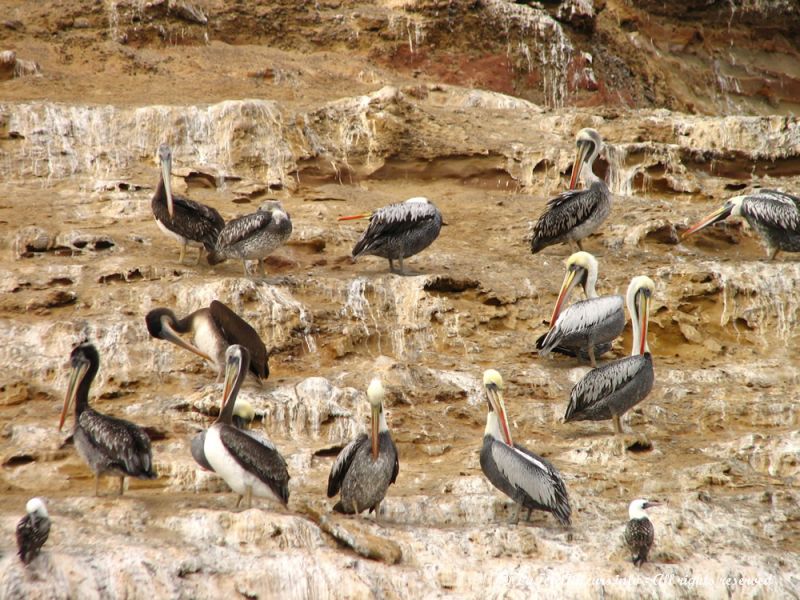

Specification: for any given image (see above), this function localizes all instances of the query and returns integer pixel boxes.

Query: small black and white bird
[480,370,571,527]
[60,342,157,496]
[208,201,293,276]
[683,189,800,260]
[537,251,625,367]
[204,345,289,509]
[152,144,225,264]
[624,498,660,567]
[327,378,399,516]
[16,498,50,565]
[531,128,610,254]
[146,299,269,383]
[339,196,443,274]
[565,276,655,434]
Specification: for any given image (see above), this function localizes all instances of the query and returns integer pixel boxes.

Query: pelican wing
[326,433,368,497]
[531,184,607,250]
[219,425,289,503]
[216,211,274,248]
[539,295,624,354]
[352,202,441,257]
[491,441,571,526]
[209,300,269,380]
[743,190,800,231]
[78,411,155,478]
[566,354,650,418]
[173,195,225,248]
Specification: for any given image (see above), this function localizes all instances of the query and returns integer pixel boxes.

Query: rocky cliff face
[1,1,799,599]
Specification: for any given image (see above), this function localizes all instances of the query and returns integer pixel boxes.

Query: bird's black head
[145,308,174,338]
[70,341,98,369]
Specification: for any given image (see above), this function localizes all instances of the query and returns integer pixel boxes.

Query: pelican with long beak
[480,370,571,527]
[203,345,289,509]
[624,498,661,567]
[682,189,800,260]
[338,196,443,274]
[537,251,625,367]
[327,378,399,516]
[60,342,156,495]
[145,299,269,383]
[152,143,225,264]
[531,128,611,254]
[565,276,655,434]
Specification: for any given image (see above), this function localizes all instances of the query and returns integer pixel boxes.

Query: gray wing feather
[743,191,800,231]
[532,187,604,245]
[219,424,289,503]
[353,203,441,256]
[327,433,368,497]
[566,355,651,421]
[79,411,155,477]
[539,296,623,354]
[216,211,274,248]
[491,442,567,516]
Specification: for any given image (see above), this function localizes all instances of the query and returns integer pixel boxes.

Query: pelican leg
[576,239,585,251]
[374,501,382,523]
[612,414,623,434]
[242,260,249,277]
[388,258,395,272]
[526,508,533,522]
[118,476,125,496]
[244,486,253,510]
[588,345,597,368]
[178,243,187,264]
[509,503,521,525]
[195,247,204,265]
[768,247,779,261]
[94,474,100,497]
[235,495,243,508]
[397,256,405,275]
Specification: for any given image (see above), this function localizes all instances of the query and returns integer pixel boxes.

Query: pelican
[531,128,610,254]
[537,251,625,367]
[327,378,399,516]
[16,498,50,565]
[565,276,655,434]
[682,189,800,260]
[480,370,571,527]
[204,345,289,509]
[146,299,269,383]
[338,196,443,274]
[191,398,256,472]
[208,201,293,276]
[624,498,660,567]
[60,342,157,495]
[152,143,225,264]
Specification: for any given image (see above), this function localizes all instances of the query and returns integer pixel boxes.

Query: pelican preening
[480,370,571,527]
[624,498,660,567]
[204,345,289,509]
[16,498,50,565]
[208,201,293,276]
[530,128,611,254]
[683,189,800,260]
[60,342,156,495]
[537,252,625,367]
[191,398,256,472]
[327,378,399,516]
[565,276,655,434]
[152,144,225,264]
[146,300,269,383]
[339,196,443,274]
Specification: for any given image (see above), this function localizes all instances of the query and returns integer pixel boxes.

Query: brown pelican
[565,276,654,434]
[146,300,269,383]
[683,189,800,260]
[191,398,255,472]
[327,378,399,516]
[208,201,293,276]
[16,498,50,565]
[204,345,289,509]
[531,128,610,254]
[152,143,225,264]
[537,251,625,367]
[480,370,571,527]
[624,498,660,566]
[338,196,443,274]
[60,342,157,495]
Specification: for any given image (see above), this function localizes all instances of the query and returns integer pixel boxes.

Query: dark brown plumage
[16,498,50,565]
